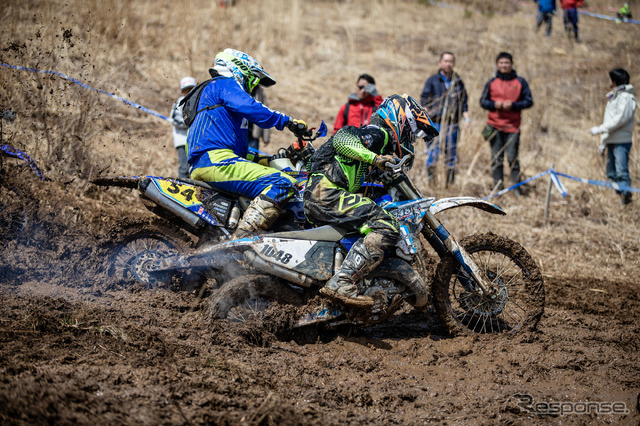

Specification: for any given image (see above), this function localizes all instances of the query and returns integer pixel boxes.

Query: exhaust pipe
[139,178,206,229]
[244,251,319,288]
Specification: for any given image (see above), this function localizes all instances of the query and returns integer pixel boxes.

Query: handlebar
[290,122,313,140]
[385,155,413,176]
[271,122,327,169]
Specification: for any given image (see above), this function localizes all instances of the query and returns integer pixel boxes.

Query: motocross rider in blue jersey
[305,95,439,307]
[186,49,308,238]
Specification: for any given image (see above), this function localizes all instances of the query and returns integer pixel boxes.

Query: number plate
[155,179,200,207]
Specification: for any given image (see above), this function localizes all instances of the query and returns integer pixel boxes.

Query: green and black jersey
[308,124,393,193]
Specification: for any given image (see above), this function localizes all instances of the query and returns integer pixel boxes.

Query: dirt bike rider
[304,94,438,307]
[186,48,309,239]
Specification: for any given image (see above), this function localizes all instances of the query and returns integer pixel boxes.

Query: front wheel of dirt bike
[432,233,544,335]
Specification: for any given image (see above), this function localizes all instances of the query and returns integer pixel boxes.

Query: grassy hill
[1,0,639,280]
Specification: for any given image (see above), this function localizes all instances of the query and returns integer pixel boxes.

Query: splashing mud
[0,164,638,424]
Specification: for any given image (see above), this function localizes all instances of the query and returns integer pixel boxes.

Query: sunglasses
[357,84,366,90]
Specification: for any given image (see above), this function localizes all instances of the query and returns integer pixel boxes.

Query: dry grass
[1,0,639,281]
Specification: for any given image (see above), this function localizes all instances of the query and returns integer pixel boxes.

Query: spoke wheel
[432,233,544,335]
[106,224,195,289]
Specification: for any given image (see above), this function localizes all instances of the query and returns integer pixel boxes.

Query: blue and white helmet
[376,94,439,157]
[210,48,276,93]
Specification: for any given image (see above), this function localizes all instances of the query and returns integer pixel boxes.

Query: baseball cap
[180,76,197,90]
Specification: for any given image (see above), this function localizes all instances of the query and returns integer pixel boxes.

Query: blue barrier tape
[0,62,171,122]
[425,0,640,25]
[580,10,640,25]
[554,171,640,194]
[549,169,568,197]
[483,169,549,200]
[0,144,45,180]
[484,168,640,200]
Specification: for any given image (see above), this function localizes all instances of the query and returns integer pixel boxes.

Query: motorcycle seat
[265,225,347,242]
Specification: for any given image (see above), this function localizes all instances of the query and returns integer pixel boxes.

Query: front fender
[429,197,506,216]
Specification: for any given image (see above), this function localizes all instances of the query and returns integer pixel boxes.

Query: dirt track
[1,167,638,425]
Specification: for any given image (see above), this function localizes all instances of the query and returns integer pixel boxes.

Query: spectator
[333,74,383,134]
[479,52,533,195]
[560,0,584,41]
[534,0,557,37]
[420,51,470,186]
[247,85,271,151]
[169,76,197,179]
[617,3,632,23]
[589,68,636,205]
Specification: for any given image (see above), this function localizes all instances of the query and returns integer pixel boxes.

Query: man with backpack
[184,48,309,239]
[306,94,439,307]
[332,74,383,134]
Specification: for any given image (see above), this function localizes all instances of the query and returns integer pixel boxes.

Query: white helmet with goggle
[210,48,276,93]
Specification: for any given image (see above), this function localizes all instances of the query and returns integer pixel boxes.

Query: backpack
[342,102,377,126]
[179,77,223,127]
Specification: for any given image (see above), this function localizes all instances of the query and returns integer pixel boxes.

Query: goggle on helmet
[212,49,276,93]
[376,94,439,157]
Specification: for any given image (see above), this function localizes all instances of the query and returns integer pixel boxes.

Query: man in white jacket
[170,76,197,179]
[590,68,636,205]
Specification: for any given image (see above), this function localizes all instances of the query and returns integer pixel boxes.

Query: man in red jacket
[561,0,584,41]
[333,74,383,134]
[480,52,533,195]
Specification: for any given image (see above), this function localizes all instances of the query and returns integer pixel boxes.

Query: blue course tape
[425,0,640,25]
[484,169,550,200]
[0,144,45,180]
[0,62,171,122]
[580,10,640,25]
[554,171,640,194]
[484,168,640,200]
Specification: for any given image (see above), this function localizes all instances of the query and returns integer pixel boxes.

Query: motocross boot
[232,195,280,239]
[319,238,382,308]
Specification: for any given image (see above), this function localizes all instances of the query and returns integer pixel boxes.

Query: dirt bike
[92,122,325,288]
[161,156,545,336]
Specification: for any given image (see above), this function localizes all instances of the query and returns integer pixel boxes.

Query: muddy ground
[1,166,639,425]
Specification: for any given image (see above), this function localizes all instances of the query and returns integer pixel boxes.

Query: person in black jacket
[420,52,470,186]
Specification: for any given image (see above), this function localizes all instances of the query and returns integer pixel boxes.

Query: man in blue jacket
[535,0,557,37]
[420,52,469,186]
[186,49,308,238]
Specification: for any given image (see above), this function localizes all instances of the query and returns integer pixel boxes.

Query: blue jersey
[186,77,290,163]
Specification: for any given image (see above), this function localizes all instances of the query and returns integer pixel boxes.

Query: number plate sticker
[253,238,316,267]
[155,179,201,207]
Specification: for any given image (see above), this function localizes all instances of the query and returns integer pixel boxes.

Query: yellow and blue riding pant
[189,149,298,207]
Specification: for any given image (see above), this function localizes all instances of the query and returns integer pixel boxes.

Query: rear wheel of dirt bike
[432,233,544,335]
[208,274,303,323]
[104,220,200,290]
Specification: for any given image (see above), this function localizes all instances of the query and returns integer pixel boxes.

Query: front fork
[420,210,492,296]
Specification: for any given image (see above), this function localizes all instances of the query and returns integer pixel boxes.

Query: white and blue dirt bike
[92,123,323,289]
[188,156,545,336]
